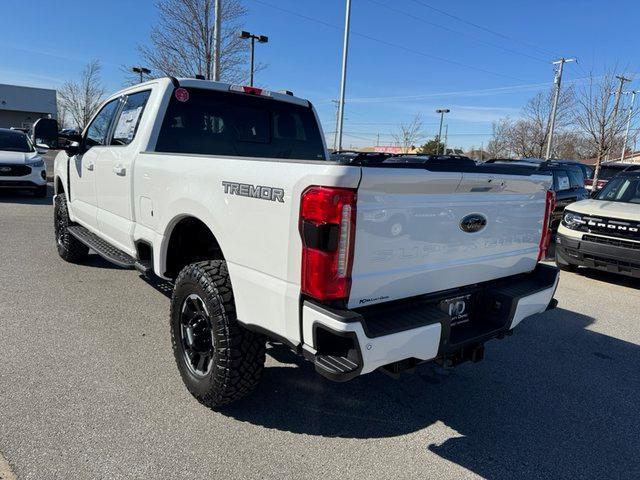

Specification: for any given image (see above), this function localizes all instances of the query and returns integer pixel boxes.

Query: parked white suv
[556,169,640,277]
[53,78,559,407]
[0,128,48,197]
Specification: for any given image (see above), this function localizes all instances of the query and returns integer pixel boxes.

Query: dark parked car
[585,163,640,190]
[484,158,589,235]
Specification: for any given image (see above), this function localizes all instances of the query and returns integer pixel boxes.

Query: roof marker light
[229,85,271,97]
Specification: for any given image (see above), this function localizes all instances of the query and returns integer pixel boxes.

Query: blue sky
[2,0,638,149]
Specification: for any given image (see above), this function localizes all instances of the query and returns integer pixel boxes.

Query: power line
[248,0,527,82]
[409,0,562,59]
[365,0,548,64]
[316,73,616,105]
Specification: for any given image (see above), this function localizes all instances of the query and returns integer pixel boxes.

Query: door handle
[86,162,94,171]
[113,165,126,176]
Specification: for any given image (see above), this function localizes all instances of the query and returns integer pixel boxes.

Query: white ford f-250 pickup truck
[53,78,559,408]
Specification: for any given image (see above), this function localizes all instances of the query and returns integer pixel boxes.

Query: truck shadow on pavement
[223,308,640,479]
[0,186,53,205]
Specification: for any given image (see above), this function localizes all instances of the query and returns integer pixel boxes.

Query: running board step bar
[314,354,360,382]
[67,225,136,269]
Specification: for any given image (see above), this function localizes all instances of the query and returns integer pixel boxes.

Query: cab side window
[111,91,151,146]
[85,99,120,148]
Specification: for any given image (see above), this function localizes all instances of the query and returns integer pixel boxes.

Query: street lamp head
[436,109,450,114]
[258,35,269,43]
[239,30,251,39]
[132,66,151,75]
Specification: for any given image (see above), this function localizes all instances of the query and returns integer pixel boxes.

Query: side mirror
[35,143,49,154]
[65,141,81,157]
[59,132,82,143]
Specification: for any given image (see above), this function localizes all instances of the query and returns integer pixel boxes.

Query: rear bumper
[302,264,559,381]
[556,232,640,278]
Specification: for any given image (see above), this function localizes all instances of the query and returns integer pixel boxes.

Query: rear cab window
[154,87,326,160]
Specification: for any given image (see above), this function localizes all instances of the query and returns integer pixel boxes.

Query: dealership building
[0,83,57,130]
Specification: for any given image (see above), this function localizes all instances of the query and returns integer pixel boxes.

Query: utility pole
[620,90,637,162]
[593,74,632,189]
[214,0,221,81]
[604,75,631,160]
[336,0,352,151]
[545,57,575,160]
[435,108,450,155]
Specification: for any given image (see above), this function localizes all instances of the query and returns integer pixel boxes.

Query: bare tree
[486,118,512,158]
[136,0,250,83]
[57,60,105,131]
[574,69,633,184]
[486,87,576,159]
[521,87,574,158]
[392,115,423,153]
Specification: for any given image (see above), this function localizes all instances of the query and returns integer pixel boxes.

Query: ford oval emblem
[460,214,487,233]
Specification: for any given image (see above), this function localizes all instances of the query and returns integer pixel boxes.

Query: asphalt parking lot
[1,188,639,480]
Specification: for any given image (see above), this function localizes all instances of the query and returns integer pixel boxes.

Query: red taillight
[299,186,357,302]
[537,189,556,262]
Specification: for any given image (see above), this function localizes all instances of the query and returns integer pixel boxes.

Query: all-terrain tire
[170,260,265,408]
[54,193,89,263]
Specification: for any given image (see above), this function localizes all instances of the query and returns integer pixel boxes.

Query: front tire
[54,193,89,263]
[170,260,265,408]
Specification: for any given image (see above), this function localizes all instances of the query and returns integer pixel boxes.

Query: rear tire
[170,260,265,408]
[54,193,89,263]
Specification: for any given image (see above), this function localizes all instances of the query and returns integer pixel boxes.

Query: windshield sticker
[113,106,143,141]
[175,88,189,102]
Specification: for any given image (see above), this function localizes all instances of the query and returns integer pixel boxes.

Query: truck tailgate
[348,167,551,309]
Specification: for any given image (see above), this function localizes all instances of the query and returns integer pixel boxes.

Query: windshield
[599,166,625,180]
[0,130,34,153]
[596,175,640,203]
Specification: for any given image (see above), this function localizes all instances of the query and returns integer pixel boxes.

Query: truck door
[68,99,120,230]
[95,90,151,254]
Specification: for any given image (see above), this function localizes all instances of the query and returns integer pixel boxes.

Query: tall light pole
[620,90,637,162]
[336,0,352,152]
[545,57,575,160]
[444,124,449,154]
[239,31,269,86]
[214,0,221,81]
[436,108,450,154]
[132,66,151,84]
